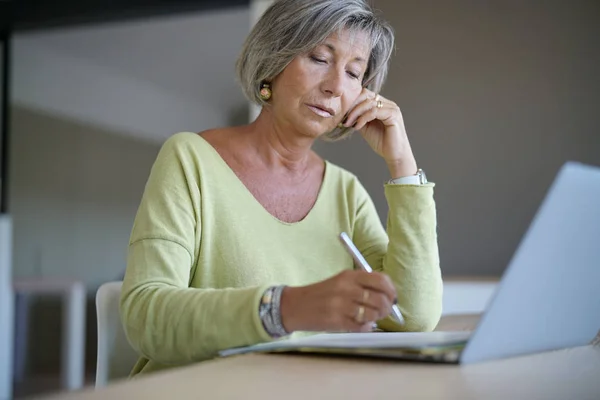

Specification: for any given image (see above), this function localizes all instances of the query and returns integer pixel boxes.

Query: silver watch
[387,168,427,185]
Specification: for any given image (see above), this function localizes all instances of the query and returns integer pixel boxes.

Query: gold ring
[377,100,383,109]
[362,290,369,303]
[356,306,365,323]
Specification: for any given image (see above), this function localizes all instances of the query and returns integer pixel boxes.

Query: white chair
[95,281,139,388]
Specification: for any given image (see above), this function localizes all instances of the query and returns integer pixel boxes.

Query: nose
[320,68,344,97]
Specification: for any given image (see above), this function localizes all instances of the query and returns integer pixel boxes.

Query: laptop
[220,161,600,364]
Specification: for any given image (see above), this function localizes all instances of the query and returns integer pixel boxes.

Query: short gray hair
[236,0,395,141]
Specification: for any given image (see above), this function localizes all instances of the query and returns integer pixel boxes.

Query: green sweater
[121,132,442,375]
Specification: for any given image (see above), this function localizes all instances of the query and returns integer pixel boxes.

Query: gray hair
[236,0,395,141]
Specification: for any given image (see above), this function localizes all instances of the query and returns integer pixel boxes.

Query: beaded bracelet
[258,285,289,338]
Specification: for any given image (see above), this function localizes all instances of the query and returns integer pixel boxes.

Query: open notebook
[219,331,471,363]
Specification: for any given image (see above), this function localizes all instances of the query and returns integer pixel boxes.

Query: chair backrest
[95,281,139,387]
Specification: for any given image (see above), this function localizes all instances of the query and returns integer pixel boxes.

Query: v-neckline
[195,134,329,226]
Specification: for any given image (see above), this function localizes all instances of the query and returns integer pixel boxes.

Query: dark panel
[0,2,10,32]
[8,0,249,31]
[1,31,9,214]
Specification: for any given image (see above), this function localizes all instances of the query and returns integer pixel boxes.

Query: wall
[11,7,250,144]
[314,0,600,276]
[9,106,160,376]
[10,106,160,287]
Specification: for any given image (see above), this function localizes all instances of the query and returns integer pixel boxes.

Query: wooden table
[38,315,600,400]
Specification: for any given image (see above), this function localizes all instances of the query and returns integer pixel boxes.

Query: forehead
[320,29,371,60]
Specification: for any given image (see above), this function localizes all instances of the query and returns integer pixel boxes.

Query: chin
[300,119,332,139]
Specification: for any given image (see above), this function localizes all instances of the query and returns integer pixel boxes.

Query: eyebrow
[323,43,367,64]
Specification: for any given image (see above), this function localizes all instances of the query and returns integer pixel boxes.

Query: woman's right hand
[279,270,397,333]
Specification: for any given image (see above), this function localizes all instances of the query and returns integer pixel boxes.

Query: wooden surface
[37,314,600,400]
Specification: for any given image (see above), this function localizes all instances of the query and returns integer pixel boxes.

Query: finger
[359,322,379,333]
[342,88,380,124]
[353,104,395,131]
[341,304,380,331]
[355,271,397,302]
[343,96,377,127]
[345,319,379,333]
[345,96,396,129]
[346,285,392,319]
[352,321,378,333]
[354,98,399,130]
[352,106,378,131]
[356,289,393,320]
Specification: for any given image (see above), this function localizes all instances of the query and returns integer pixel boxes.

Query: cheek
[279,60,318,91]
[343,87,364,111]
[277,73,310,101]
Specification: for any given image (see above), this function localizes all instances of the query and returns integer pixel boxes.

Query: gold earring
[259,82,272,101]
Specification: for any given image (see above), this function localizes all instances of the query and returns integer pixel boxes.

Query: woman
[120,0,442,376]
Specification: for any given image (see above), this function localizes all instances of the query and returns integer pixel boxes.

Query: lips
[307,104,335,117]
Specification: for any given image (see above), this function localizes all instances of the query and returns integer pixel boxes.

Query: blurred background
[1,0,599,398]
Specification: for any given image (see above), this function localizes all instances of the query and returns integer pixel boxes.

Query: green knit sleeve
[120,133,272,368]
[351,180,442,332]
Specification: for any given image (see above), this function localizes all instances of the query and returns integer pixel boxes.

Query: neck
[245,107,315,173]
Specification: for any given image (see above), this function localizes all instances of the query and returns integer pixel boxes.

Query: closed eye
[347,71,360,79]
[310,55,327,64]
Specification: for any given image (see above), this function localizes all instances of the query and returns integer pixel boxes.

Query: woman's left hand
[341,89,418,178]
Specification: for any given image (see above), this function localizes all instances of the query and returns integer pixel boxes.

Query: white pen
[339,232,405,325]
